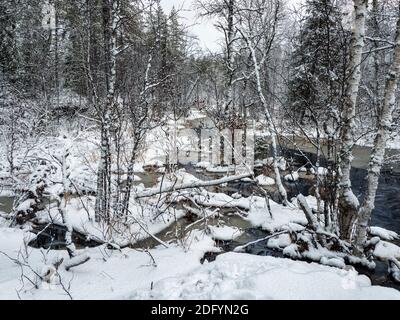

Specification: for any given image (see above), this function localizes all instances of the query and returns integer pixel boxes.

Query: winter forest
[1,0,400,301]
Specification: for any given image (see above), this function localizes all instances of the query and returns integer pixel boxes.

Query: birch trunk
[95,0,117,222]
[58,145,74,257]
[246,39,288,205]
[354,10,400,251]
[337,0,367,240]
[224,0,235,165]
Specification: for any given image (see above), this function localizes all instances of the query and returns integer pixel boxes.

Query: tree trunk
[354,8,400,251]
[337,0,368,240]
[95,0,117,223]
[245,37,288,205]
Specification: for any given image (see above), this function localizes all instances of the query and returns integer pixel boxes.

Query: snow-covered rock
[255,174,275,186]
[370,226,399,241]
[284,171,299,182]
[208,225,243,241]
[374,241,400,260]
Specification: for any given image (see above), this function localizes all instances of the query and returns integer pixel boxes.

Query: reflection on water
[0,196,14,215]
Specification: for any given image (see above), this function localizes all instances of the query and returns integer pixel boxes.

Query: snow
[370,226,399,241]
[189,190,309,233]
[246,199,308,232]
[33,194,187,247]
[1,115,399,299]
[0,227,218,299]
[156,169,199,188]
[144,159,164,167]
[266,233,292,249]
[206,165,235,173]
[191,190,251,210]
[357,131,400,150]
[16,199,36,212]
[374,241,400,260]
[255,174,275,186]
[185,109,207,121]
[261,157,287,170]
[284,171,299,182]
[133,163,145,173]
[310,167,331,176]
[194,161,211,169]
[1,194,400,299]
[208,225,243,241]
[132,252,400,300]
[118,174,142,182]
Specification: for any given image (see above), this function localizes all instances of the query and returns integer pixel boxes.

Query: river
[1,138,400,290]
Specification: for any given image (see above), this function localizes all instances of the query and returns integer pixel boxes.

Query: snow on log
[135,173,252,198]
[64,253,90,271]
[297,194,318,230]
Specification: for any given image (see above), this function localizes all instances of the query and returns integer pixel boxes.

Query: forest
[1,0,400,300]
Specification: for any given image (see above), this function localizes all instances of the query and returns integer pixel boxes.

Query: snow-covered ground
[133,252,400,300]
[1,226,399,300]
[1,115,400,300]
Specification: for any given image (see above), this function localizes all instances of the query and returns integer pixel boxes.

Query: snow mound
[370,226,399,241]
[194,161,211,169]
[255,174,275,186]
[374,241,400,260]
[132,252,400,300]
[247,200,307,232]
[208,225,243,241]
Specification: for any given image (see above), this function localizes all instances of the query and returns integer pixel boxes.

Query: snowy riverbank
[1,226,399,300]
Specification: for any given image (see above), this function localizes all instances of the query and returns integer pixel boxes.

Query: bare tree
[355,3,400,252]
[236,0,289,204]
[336,0,368,240]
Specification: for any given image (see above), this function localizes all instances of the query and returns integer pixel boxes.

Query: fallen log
[64,253,90,271]
[135,173,252,199]
[297,194,319,231]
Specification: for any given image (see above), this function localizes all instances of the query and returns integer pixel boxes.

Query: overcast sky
[160,0,306,52]
[160,0,220,52]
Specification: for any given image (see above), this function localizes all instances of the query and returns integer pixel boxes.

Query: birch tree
[337,0,368,240]
[94,0,118,223]
[197,0,240,166]
[236,0,289,205]
[354,4,400,251]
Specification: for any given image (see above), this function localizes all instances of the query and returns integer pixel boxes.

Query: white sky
[161,0,306,52]
[160,0,221,52]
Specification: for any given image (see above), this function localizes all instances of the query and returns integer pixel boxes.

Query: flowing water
[1,139,400,290]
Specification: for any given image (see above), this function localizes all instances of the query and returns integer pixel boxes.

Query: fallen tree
[135,173,252,199]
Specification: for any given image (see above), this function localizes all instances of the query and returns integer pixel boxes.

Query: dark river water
[185,138,400,290]
[278,144,400,234]
[1,139,400,290]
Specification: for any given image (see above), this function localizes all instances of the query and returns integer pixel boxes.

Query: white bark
[238,21,288,205]
[297,194,318,231]
[95,0,117,222]
[337,0,368,240]
[355,11,400,250]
